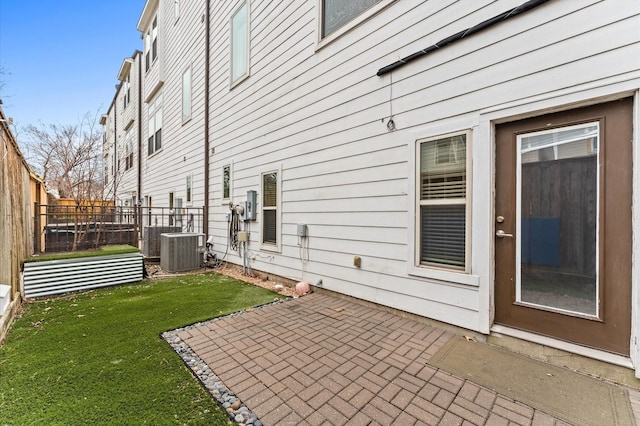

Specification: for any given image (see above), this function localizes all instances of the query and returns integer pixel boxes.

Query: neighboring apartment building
[103,0,640,376]
[101,50,143,209]
[136,0,207,220]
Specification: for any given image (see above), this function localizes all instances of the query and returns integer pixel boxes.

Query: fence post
[34,202,40,253]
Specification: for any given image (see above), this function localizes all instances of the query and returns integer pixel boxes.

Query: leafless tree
[22,111,110,250]
[23,111,103,200]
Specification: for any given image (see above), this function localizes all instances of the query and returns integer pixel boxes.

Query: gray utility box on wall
[160,233,204,272]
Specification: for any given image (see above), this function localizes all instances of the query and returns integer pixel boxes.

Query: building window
[321,0,381,38]
[186,175,192,203]
[223,165,230,199]
[417,132,470,271]
[182,66,192,123]
[147,93,163,156]
[262,171,278,245]
[123,74,131,109]
[145,15,158,71]
[174,0,180,20]
[231,2,249,84]
[125,137,133,171]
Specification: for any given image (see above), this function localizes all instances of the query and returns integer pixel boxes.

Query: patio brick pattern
[177,293,637,425]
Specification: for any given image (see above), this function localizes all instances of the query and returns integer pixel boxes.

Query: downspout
[137,50,143,244]
[376,0,549,76]
[137,50,143,204]
[203,0,211,237]
[113,99,117,202]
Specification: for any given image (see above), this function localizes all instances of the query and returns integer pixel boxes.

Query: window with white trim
[147,93,163,156]
[186,175,192,203]
[223,165,231,200]
[321,0,382,38]
[262,171,278,245]
[145,15,158,71]
[182,66,192,122]
[417,132,470,271]
[123,74,131,109]
[125,132,133,171]
[230,2,249,84]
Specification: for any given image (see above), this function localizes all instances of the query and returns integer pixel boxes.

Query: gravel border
[161,298,291,425]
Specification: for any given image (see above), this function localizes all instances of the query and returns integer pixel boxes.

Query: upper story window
[416,131,471,271]
[174,0,180,20]
[230,2,249,85]
[182,66,192,123]
[145,15,158,71]
[147,93,163,156]
[321,0,382,38]
[123,74,131,109]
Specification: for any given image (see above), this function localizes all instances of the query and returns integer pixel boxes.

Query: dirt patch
[144,262,298,298]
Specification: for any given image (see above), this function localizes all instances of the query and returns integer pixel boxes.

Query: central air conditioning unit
[160,233,204,272]
[143,226,181,256]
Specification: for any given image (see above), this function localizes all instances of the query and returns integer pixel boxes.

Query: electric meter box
[245,190,257,221]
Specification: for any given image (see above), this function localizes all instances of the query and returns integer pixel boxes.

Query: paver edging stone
[161,298,292,425]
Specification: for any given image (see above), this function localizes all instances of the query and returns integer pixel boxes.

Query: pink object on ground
[295,281,310,296]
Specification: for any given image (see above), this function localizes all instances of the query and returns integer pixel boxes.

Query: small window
[223,165,230,199]
[186,175,192,203]
[145,15,158,71]
[174,0,180,20]
[182,66,192,122]
[148,93,163,156]
[321,0,382,38]
[230,2,249,84]
[151,16,158,61]
[125,138,134,171]
[262,171,278,245]
[417,132,470,271]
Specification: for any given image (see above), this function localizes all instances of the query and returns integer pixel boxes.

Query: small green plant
[0,274,284,424]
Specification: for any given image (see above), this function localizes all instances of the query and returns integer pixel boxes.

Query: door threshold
[490,324,633,370]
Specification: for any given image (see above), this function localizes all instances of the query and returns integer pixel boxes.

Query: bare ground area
[144,262,298,298]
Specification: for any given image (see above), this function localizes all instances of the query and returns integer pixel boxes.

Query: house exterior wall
[116,53,142,207]
[106,0,640,372]
[207,0,639,338]
[101,97,118,200]
[139,0,207,215]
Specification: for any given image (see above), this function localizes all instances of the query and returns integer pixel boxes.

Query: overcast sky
[0,0,146,132]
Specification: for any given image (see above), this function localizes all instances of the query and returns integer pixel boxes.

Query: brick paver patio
[176,292,637,425]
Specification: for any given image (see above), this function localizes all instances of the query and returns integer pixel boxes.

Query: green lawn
[0,273,284,425]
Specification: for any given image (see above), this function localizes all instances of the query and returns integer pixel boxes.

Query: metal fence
[35,203,204,254]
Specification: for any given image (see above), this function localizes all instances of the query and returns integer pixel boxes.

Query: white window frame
[186,174,192,204]
[317,0,396,47]
[230,2,250,87]
[145,15,158,72]
[147,93,163,156]
[414,130,473,275]
[260,168,281,252]
[123,74,131,109]
[182,65,192,123]
[222,164,232,201]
